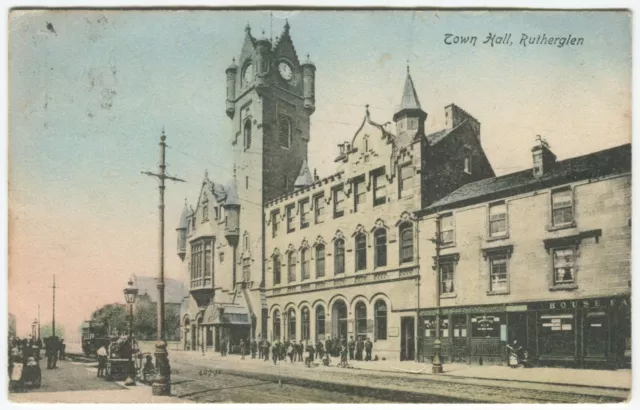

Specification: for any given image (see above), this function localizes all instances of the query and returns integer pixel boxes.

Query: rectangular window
[333,185,344,218]
[489,255,508,292]
[399,164,414,199]
[202,204,209,221]
[334,240,345,274]
[271,210,279,238]
[372,168,387,206]
[242,258,250,282]
[300,199,310,229]
[314,194,325,224]
[440,262,455,294]
[553,248,575,285]
[489,202,507,237]
[464,155,471,174]
[440,214,454,245]
[286,204,295,233]
[354,176,366,212]
[552,189,573,226]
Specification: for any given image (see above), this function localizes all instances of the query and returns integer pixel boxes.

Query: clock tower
[222,21,316,338]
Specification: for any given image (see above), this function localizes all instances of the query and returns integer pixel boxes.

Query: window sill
[440,243,456,250]
[549,284,578,291]
[440,293,457,299]
[300,224,309,230]
[547,222,577,232]
[486,234,509,242]
[287,229,295,234]
[486,290,510,296]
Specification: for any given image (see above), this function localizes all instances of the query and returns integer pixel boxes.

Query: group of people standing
[222,335,375,368]
[8,336,67,372]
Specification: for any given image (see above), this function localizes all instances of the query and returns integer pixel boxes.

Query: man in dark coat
[325,336,332,359]
[262,339,270,361]
[315,340,324,358]
[356,337,365,361]
[365,337,373,361]
[59,338,66,360]
[250,337,257,359]
[348,336,356,360]
[297,340,304,362]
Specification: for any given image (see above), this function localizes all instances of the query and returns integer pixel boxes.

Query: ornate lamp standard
[123,277,139,386]
[429,219,444,374]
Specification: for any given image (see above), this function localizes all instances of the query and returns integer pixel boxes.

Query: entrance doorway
[190,323,196,350]
[401,317,415,361]
[332,300,348,342]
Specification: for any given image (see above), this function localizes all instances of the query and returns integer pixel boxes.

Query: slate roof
[399,71,422,111]
[423,143,631,214]
[132,275,186,305]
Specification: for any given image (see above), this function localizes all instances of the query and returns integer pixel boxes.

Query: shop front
[418,295,630,368]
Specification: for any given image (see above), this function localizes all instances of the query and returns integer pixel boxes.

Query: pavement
[136,342,631,391]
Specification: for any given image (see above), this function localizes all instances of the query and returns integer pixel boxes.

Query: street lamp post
[31,320,37,342]
[429,219,444,374]
[123,277,139,386]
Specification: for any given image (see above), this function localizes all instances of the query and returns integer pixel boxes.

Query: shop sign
[534,296,630,311]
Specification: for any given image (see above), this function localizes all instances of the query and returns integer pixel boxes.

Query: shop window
[353,176,366,212]
[551,189,574,227]
[399,222,413,264]
[273,310,281,341]
[314,194,325,224]
[489,202,507,238]
[333,185,344,218]
[301,307,310,341]
[538,312,575,357]
[452,316,467,342]
[439,214,454,245]
[372,168,387,206]
[553,248,575,285]
[272,254,281,285]
[334,239,345,274]
[300,198,310,229]
[399,163,414,199]
[301,247,310,281]
[374,229,387,268]
[423,318,436,338]
[355,302,367,338]
[287,251,296,283]
[316,306,326,339]
[374,300,387,341]
[355,233,367,271]
[286,204,295,233]
[470,314,503,339]
[315,244,325,278]
[440,317,450,339]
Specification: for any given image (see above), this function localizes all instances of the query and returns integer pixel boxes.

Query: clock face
[278,62,293,81]
[242,63,253,85]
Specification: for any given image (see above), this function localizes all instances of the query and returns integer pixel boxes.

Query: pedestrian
[271,341,279,365]
[250,337,257,359]
[59,338,66,360]
[356,337,364,361]
[97,344,108,378]
[287,342,294,363]
[365,337,373,361]
[340,343,348,368]
[325,337,332,359]
[240,339,246,360]
[220,337,227,357]
[303,343,310,367]
[297,340,303,362]
[263,339,270,362]
[201,337,205,355]
[348,336,355,360]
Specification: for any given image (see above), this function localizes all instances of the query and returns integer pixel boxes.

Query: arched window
[287,251,296,283]
[273,310,281,341]
[301,307,310,341]
[315,244,325,278]
[374,229,387,268]
[334,239,345,274]
[243,119,252,150]
[355,233,367,271]
[355,301,367,338]
[279,117,291,148]
[301,248,310,280]
[287,308,296,341]
[400,223,414,264]
[375,300,387,341]
[273,254,281,285]
[316,305,326,339]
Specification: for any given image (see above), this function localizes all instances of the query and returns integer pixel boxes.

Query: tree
[90,303,127,335]
[134,294,157,340]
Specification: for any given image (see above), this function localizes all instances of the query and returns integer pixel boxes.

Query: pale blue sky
[8,10,631,335]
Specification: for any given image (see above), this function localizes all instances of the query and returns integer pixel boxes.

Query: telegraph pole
[52,274,56,338]
[142,129,185,396]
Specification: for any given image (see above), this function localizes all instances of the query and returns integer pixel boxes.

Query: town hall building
[176,22,631,367]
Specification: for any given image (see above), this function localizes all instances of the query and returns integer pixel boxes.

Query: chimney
[532,136,556,178]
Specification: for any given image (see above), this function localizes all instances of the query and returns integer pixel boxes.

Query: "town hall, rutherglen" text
[444,32,585,48]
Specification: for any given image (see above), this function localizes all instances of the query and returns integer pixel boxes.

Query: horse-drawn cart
[105,335,139,382]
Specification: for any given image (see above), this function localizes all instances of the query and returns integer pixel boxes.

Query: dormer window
[202,203,208,222]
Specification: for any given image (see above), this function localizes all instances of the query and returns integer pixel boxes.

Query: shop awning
[202,303,250,326]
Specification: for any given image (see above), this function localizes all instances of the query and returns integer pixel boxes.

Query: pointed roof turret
[393,63,427,122]
[294,159,314,189]
[178,199,189,229]
[224,166,240,208]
